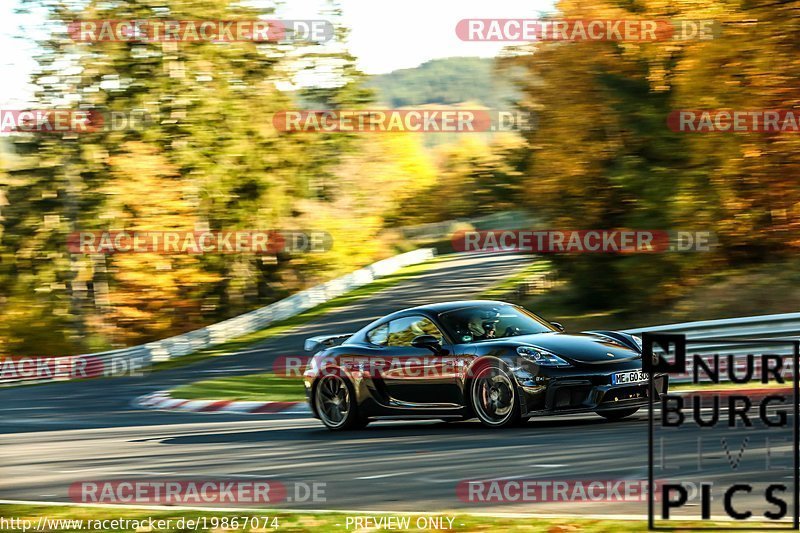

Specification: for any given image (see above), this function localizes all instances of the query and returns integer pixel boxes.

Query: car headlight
[631,335,643,351]
[516,346,571,367]
[306,356,318,373]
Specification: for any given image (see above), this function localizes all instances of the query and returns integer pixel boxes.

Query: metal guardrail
[0,248,436,386]
[400,211,538,242]
[625,313,800,382]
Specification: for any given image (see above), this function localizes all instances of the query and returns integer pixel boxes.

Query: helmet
[467,308,500,337]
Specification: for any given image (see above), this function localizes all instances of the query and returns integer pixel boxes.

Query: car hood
[491,332,640,364]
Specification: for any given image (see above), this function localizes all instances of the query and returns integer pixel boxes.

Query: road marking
[227,474,280,479]
[530,464,566,468]
[420,470,533,484]
[417,476,466,484]
[486,473,531,481]
[81,471,179,476]
[355,471,412,480]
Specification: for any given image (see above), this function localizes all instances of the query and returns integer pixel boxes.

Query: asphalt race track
[1,252,795,521]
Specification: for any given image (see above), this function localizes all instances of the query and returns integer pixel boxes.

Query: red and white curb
[134,387,789,417]
[134,391,311,415]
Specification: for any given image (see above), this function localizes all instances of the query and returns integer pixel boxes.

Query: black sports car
[303,300,668,430]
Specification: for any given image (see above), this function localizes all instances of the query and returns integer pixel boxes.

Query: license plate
[612,370,648,385]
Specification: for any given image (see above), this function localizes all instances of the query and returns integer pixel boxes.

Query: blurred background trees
[499,0,800,316]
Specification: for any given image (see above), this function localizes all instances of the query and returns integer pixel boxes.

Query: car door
[379,315,460,406]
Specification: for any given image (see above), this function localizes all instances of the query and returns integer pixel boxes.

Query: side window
[366,323,389,346]
[388,316,443,347]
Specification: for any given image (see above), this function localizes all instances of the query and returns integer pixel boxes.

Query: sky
[0,0,556,107]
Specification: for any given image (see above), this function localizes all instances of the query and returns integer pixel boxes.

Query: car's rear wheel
[314,374,367,430]
[471,362,520,428]
[599,407,640,421]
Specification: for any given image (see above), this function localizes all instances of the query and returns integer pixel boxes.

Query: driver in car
[467,311,498,340]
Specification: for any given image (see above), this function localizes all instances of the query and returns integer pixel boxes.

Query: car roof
[388,300,512,317]
[346,300,518,346]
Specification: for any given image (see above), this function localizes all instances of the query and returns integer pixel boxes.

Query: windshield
[438,304,556,343]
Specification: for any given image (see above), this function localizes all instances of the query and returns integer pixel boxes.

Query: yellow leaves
[335,131,437,220]
[108,142,178,180]
[88,141,222,341]
[102,142,195,231]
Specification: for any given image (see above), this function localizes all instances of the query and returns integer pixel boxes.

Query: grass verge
[170,372,304,402]
[169,373,795,404]
[478,259,553,300]
[671,380,793,392]
[0,504,789,532]
[173,378,796,404]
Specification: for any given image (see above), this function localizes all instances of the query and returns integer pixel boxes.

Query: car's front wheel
[314,374,368,430]
[470,362,521,428]
[598,407,640,421]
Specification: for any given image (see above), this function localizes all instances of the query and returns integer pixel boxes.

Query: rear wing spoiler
[304,333,354,353]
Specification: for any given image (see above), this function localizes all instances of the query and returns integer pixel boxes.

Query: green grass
[171,370,793,403]
[151,255,447,372]
[0,504,788,532]
[672,380,793,392]
[478,260,554,300]
[171,372,305,402]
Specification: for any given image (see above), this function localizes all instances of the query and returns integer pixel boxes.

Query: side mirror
[551,322,565,332]
[411,335,443,354]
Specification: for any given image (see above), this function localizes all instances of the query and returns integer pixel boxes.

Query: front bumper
[518,371,668,417]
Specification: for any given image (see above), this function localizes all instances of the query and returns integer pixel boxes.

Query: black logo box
[643,332,800,530]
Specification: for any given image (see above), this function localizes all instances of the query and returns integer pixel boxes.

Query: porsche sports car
[303,300,668,430]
